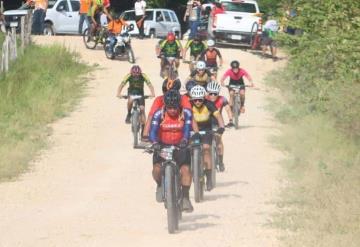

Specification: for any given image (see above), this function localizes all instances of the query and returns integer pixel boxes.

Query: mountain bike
[226,85,244,129]
[83,25,108,49]
[191,130,218,202]
[158,55,179,79]
[146,145,183,234]
[120,95,149,148]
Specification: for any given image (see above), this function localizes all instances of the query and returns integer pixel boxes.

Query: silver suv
[121,9,181,38]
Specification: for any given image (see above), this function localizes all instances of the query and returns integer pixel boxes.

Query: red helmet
[167,32,175,42]
[130,65,142,76]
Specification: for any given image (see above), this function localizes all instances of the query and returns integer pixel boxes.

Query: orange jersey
[108,19,127,34]
[80,0,91,14]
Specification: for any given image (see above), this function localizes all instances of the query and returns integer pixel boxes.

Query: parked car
[207,0,263,46]
[3,0,89,35]
[121,9,181,39]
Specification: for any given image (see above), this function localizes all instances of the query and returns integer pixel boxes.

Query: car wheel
[44,23,54,36]
[149,29,156,39]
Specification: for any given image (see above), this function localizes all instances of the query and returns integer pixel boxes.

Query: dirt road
[0,37,284,246]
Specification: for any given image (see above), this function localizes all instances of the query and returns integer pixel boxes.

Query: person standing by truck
[31,0,48,35]
[79,0,91,34]
[183,0,201,39]
[134,0,146,39]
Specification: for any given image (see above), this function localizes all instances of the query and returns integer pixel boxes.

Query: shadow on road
[180,214,220,232]
[216,180,249,188]
[205,193,242,201]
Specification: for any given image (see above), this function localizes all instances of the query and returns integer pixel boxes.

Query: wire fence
[0,8,33,73]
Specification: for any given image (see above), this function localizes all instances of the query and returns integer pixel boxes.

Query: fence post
[10,27,17,60]
[20,16,25,54]
[26,11,33,45]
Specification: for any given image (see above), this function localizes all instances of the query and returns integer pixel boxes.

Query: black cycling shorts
[153,147,191,166]
[229,79,246,90]
[200,131,213,145]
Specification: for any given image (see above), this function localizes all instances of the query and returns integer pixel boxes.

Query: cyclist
[149,90,194,212]
[188,60,214,88]
[190,85,225,191]
[199,39,223,78]
[206,81,233,172]
[116,65,155,128]
[143,77,199,141]
[220,60,254,113]
[182,35,207,72]
[88,0,112,35]
[156,32,182,77]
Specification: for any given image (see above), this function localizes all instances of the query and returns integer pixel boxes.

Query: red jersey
[206,95,228,111]
[148,95,192,117]
[221,68,252,82]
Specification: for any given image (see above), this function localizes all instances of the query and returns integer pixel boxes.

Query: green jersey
[121,73,151,94]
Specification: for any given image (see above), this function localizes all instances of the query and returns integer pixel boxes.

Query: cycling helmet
[230,60,240,69]
[190,85,206,100]
[196,61,206,70]
[206,81,221,94]
[130,65,142,76]
[185,80,197,93]
[193,35,201,42]
[162,78,181,93]
[164,90,181,108]
[167,32,175,42]
[207,39,215,47]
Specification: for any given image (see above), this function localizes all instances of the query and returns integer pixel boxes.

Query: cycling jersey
[200,48,222,67]
[206,95,228,112]
[121,73,151,95]
[189,69,212,87]
[159,40,182,57]
[148,95,192,117]
[149,108,192,145]
[221,68,252,85]
[185,39,206,57]
[192,100,220,130]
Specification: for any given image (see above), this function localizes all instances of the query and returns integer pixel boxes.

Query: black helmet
[194,35,201,41]
[230,60,240,69]
[185,80,197,93]
[164,90,181,108]
[162,78,181,93]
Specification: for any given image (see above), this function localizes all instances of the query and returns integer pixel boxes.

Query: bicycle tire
[192,147,202,203]
[211,138,217,188]
[165,165,177,234]
[131,110,140,148]
[233,95,240,129]
[127,48,135,64]
[82,28,97,49]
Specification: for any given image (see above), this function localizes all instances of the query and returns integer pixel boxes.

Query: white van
[121,9,182,38]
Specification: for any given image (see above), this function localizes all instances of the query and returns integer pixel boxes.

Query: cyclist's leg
[139,96,146,125]
[176,148,193,211]
[175,58,180,69]
[240,86,246,112]
[228,89,235,109]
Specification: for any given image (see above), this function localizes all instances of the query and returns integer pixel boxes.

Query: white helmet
[206,81,221,94]
[190,85,206,99]
[196,60,206,70]
[207,39,215,47]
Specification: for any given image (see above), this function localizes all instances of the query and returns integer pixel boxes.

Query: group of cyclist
[116,31,254,213]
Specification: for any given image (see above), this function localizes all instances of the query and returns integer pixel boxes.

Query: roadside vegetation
[0,43,89,181]
[268,0,360,245]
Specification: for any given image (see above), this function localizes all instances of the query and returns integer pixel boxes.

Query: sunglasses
[209,93,218,96]
[192,99,204,103]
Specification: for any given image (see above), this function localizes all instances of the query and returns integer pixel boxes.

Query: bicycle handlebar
[118,95,151,99]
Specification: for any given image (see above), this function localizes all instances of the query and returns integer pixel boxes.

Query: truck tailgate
[215,12,257,33]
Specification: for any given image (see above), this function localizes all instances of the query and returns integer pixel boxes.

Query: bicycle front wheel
[83,28,97,49]
[233,95,240,129]
[131,110,140,148]
[192,147,202,203]
[165,165,178,234]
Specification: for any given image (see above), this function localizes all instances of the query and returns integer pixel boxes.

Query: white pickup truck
[207,0,262,46]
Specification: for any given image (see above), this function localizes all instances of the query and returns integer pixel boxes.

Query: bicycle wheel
[131,110,140,148]
[165,164,177,234]
[127,48,135,64]
[233,95,240,129]
[192,147,202,203]
[211,138,217,188]
[82,28,97,49]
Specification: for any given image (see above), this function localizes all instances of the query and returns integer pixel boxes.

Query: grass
[268,70,360,246]
[0,43,90,181]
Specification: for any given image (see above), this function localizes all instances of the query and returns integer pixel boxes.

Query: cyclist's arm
[208,101,225,128]
[220,70,230,86]
[224,104,233,122]
[102,5,113,21]
[149,110,162,143]
[143,73,155,97]
[117,74,130,96]
[215,48,223,66]
[241,69,254,86]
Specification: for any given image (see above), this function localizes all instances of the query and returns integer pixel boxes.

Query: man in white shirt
[183,0,201,39]
[135,0,146,39]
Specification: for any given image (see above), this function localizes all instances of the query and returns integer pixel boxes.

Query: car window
[145,10,153,21]
[163,11,171,22]
[222,2,257,13]
[169,11,177,23]
[155,11,164,22]
[56,0,70,12]
[70,1,80,12]
[122,11,135,21]
[48,0,57,9]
